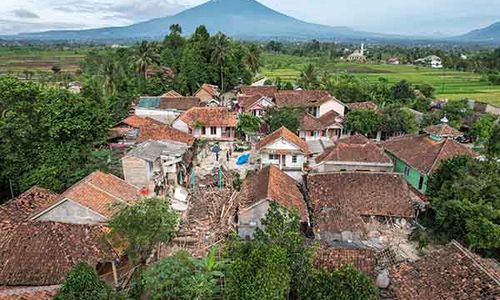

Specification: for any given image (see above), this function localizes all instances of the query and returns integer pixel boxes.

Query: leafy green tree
[412,97,432,112]
[390,80,415,104]
[426,156,500,257]
[224,240,290,300]
[324,74,370,103]
[237,114,261,135]
[379,106,418,138]
[344,109,380,136]
[298,64,319,90]
[301,265,378,300]
[486,124,500,158]
[254,202,313,298]
[264,107,301,133]
[142,249,223,300]
[471,114,497,145]
[55,261,113,300]
[415,83,435,98]
[132,41,160,78]
[108,197,178,264]
[0,77,110,193]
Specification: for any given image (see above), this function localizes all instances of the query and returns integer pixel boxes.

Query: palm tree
[212,33,231,93]
[101,58,121,97]
[298,64,319,90]
[132,41,160,78]
[245,44,262,74]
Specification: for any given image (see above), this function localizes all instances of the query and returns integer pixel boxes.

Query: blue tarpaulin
[236,153,250,165]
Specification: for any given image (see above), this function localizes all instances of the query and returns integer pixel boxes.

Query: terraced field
[0,47,88,74]
[262,54,500,106]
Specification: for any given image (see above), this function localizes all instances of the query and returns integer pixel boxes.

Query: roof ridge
[451,240,500,285]
[428,138,449,174]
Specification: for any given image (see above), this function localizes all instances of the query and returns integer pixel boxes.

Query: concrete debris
[376,269,390,289]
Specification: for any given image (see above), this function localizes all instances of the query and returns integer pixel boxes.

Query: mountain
[10,0,393,41]
[455,21,500,42]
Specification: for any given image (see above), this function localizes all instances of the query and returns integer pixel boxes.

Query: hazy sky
[1,0,499,36]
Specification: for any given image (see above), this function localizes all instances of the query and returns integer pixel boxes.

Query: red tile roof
[159,97,202,110]
[0,222,117,286]
[299,112,325,131]
[0,187,59,223]
[237,94,266,111]
[239,85,278,98]
[424,123,462,138]
[315,134,393,164]
[34,171,140,219]
[348,101,378,111]
[317,110,342,127]
[383,134,478,174]
[314,243,377,279]
[137,125,195,146]
[118,115,162,128]
[275,90,339,108]
[237,165,308,221]
[161,90,183,97]
[0,285,60,300]
[390,241,500,300]
[178,107,237,128]
[196,84,219,97]
[308,172,416,219]
[255,127,310,154]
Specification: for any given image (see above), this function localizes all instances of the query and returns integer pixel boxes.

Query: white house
[298,110,344,141]
[172,107,237,141]
[274,90,346,117]
[255,127,310,172]
[415,55,443,69]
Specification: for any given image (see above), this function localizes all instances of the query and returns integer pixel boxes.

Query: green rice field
[262,54,500,106]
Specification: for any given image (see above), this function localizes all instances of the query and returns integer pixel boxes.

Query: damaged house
[389,240,500,299]
[122,140,191,194]
[307,172,416,244]
[235,165,309,239]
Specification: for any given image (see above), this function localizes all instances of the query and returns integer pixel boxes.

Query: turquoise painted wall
[389,154,428,193]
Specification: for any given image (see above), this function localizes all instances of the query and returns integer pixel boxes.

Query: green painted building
[382,132,477,194]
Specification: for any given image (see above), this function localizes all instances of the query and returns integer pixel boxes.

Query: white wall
[320,99,345,117]
[135,109,179,124]
[172,119,189,133]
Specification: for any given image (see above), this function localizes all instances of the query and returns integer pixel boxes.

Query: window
[292,155,298,163]
[210,127,217,135]
[418,176,425,190]
[201,127,206,135]
[269,154,279,161]
[404,166,410,177]
[313,131,320,137]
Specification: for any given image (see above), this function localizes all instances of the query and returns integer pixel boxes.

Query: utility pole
[9,179,15,199]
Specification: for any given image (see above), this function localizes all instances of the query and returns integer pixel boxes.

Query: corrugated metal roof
[126,140,188,162]
[137,97,160,109]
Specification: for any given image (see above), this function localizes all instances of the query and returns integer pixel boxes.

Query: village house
[298,110,344,142]
[136,124,195,146]
[255,126,310,173]
[387,57,400,65]
[308,172,416,244]
[135,93,203,124]
[121,140,191,194]
[415,55,443,68]
[237,93,275,117]
[312,134,394,173]
[30,171,140,225]
[468,99,500,116]
[172,107,237,141]
[194,83,220,106]
[109,115,164,145]
[275,90,346,117]
[347,101,378,111]
[235,165,309,239]
[382,125,477,194]
[389,240,500,299]
[0,188,121,298]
